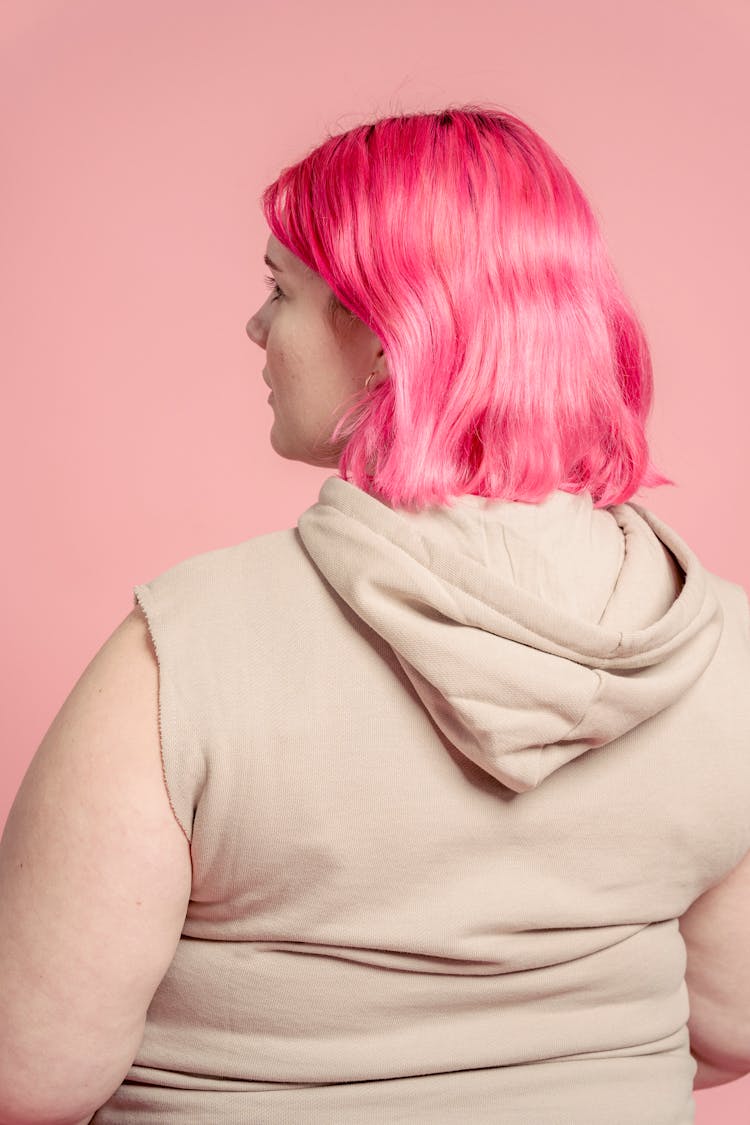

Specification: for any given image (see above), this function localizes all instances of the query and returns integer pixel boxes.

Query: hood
[296,476,723,793]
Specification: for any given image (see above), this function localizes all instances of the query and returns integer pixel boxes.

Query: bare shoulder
[0,604,191,1121]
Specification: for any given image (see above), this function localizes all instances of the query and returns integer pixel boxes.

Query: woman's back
[90,478,750,1124]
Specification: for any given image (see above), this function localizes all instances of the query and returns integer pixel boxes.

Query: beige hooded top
[91,477,750,1125]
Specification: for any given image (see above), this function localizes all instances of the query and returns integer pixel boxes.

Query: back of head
[261,104,675,514]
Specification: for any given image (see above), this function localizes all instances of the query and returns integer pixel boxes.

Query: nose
[245,314,266,347]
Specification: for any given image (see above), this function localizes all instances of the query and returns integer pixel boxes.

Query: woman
[2,105,749,1125]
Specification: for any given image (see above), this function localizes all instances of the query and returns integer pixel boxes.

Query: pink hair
[261,103,675,512]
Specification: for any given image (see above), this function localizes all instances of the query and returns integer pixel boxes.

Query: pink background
[1,1,748,1117]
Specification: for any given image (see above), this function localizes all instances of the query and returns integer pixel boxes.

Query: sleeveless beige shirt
[91,478,750,1124]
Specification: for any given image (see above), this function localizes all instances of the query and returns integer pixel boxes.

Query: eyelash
[263,274,284,302]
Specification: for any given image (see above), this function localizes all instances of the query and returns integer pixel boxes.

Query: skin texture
[0,607,193,1123]
[245,233,390,467]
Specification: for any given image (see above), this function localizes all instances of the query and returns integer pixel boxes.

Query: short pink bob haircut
[261,102,675,513]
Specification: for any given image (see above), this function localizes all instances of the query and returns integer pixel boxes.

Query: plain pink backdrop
[1,1,748,1118]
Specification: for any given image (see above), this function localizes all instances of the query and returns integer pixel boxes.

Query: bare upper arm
[679,846,750,1075]
[0,606,193,1123]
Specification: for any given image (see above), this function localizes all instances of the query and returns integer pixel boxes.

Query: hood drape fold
[297,478,723,793]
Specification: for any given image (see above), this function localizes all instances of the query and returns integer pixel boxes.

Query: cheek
[265,340,285,376]
[268,337,308,384]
